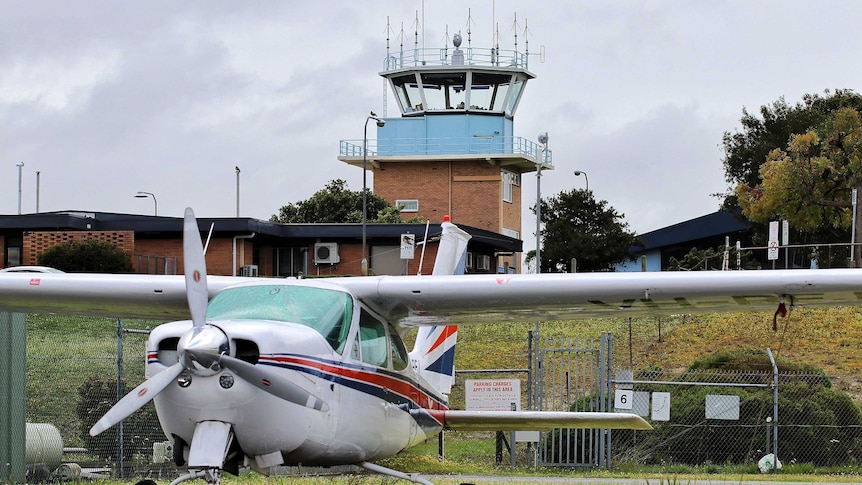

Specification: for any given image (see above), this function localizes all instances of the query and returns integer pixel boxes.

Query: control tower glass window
[419,72,466,111]
[392,73,423,113]
[469,72,513,111]
[505,76,526,116]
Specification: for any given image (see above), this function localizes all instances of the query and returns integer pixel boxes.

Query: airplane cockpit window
[358,308,388,367]
[389,328,409,371]
[207,285,353,353]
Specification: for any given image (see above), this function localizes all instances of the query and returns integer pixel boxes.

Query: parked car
[0,266,65,273]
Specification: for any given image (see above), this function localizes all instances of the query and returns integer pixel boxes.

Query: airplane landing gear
[168,468,220,485]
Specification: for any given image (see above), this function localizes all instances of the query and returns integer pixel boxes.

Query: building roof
[638,210,750,250]
[0,211,522,252]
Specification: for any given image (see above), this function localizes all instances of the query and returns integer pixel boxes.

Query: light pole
[135,191,158,216]
[16,162,24,215]
[235,166,241,217]
[362,111,386,276]
[574,170,589,192]
[536,132,549,274]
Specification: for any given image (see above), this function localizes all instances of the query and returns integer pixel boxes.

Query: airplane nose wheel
[168,468,221,485]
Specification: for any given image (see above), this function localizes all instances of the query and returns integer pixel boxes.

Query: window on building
[502,228,520,239]
[4,236,22,267]
[396,199,419,212]
[476,254,491,271]
[501,171,519,203]
[276,247,308,277]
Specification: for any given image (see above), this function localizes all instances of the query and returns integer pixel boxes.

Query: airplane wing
[334,269,862,326]
[432,410,652,431]
[0,273,247,320]
[1,269,860,324]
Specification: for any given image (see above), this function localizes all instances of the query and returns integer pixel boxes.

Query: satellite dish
[538,132,548,145]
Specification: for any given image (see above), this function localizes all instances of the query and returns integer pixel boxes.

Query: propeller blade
[185,349,328,412]
[183,208,208,330]
[89,363,184,436]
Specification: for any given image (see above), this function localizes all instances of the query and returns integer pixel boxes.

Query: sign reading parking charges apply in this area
[465,379,521,411]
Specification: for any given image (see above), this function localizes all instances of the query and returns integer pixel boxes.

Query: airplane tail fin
[410,217,471,395]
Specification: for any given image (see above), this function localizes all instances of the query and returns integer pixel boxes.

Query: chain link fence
[610,367,862,468]
[23,314,180,481]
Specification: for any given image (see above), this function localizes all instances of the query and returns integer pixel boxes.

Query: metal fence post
[0,312,26,484]
[116,318,124,478]
[767,348,778,470]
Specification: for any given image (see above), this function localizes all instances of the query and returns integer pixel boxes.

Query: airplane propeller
[90,208,327,437]
[184,349,329,412]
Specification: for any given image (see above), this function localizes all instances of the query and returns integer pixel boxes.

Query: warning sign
[465,379,521,411]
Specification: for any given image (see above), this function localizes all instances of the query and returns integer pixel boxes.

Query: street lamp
[362,111,386,276]
[235,166,241,217]
[536,132,549,274]
[16,162,24,215]
[135,191,158,216]
[574,170,589,192]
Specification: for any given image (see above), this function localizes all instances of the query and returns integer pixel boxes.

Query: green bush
[610,350,861,466]
[38,239,133,273]
[77,377,165,462]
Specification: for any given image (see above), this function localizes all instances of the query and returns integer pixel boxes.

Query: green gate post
[0,312,26,484]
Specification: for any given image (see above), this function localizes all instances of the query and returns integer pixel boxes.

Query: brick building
[0,211,520,276]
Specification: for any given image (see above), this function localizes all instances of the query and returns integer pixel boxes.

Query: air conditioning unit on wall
[314,242,340,264]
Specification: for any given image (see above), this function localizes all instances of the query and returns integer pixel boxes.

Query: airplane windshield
[206,285,353,353]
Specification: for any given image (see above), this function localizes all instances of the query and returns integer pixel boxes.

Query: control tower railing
[339,136,552,165]
[384,47,529,71]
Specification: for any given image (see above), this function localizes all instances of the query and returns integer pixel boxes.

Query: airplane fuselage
[146,280,448,468]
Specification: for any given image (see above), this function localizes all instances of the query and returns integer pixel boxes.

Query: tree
[269,179,419,223]
[735,107,862,266]
[721,90,862,252]
[529,189,641,273]
[722,89,862,207]
[37,239,134,272]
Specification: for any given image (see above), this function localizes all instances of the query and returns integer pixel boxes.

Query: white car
[0,266,65,273]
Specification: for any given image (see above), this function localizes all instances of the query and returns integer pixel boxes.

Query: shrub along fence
[610,367,862,468]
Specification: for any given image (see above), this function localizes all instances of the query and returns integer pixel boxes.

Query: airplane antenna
[417,220,430,275]
[203,222,215,255]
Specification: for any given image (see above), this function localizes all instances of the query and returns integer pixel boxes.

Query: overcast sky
[3,1,862,252]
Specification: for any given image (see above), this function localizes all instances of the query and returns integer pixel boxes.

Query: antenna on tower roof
[465,8,474,50]
[413,10,420,66]
[512,12,519,54]
[442,25,450,62]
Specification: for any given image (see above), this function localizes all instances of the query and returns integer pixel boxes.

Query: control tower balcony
[338,133,552,173]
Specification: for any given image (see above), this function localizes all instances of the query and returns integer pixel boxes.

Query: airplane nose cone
[178,325,229,376]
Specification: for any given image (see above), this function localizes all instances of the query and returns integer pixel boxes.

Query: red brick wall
[23,231,135,266]
[374,160,512,233]
[137,237,255,276]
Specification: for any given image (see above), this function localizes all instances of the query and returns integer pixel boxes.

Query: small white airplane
[2,208,862,485]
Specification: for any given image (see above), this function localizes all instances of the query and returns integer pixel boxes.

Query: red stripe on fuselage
[264,355,448,412]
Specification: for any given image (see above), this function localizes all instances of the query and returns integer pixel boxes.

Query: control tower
[339,28,552,273]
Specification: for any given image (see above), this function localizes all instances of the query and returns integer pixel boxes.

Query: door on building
[276,247,308,277]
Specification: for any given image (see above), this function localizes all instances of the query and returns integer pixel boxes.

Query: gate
[532,332,613,468]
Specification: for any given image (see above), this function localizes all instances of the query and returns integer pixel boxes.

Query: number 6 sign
[614,389,633,410]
